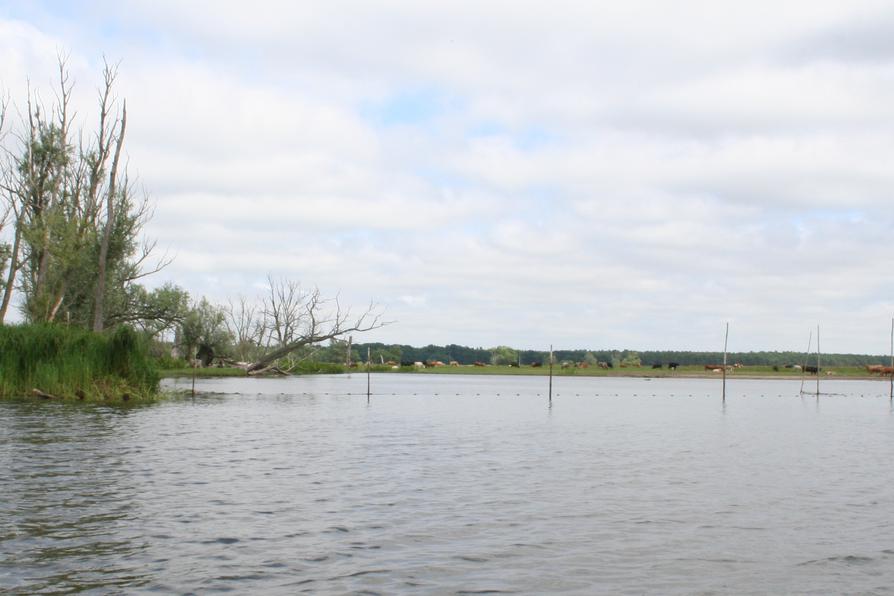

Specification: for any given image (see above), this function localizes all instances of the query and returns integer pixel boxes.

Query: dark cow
[668,362,679,371]
[804,365,820,374]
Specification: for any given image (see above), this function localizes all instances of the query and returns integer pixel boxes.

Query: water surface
[2,374,894,594]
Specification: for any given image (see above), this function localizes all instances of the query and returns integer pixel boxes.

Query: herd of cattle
[392,361,894,375]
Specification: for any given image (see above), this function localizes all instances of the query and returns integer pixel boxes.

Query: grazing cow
[866,364,885,374]
[578,362,590,368]
[400,361,415,367]
[414,361,425,369]
[531,362,542,368]
[792,364,802,371]
[449,361,460,366]
[705,365,723,371]
[804,365,819,374]
[879,366,894,375]
[651,363,662,369]
[473,361,487,367]
[668,362,679,371]
[598,362,609,369]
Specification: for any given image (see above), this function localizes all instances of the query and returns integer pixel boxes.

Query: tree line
[334,344,890,368]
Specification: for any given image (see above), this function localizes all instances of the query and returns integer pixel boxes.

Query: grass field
[405,363,883,379]
[158,363,889,381]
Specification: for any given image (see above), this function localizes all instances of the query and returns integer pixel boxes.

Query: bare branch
[246,277,387,372]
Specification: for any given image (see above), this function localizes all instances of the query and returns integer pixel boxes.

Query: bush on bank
[0,324,159,400]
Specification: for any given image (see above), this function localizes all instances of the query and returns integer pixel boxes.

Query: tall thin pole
[191,346,197,397]
[722,322,729,402]
[548,344,553,404]
[800,329,813,395]
[889,317,892,400]
[816,325,819,397]
[366,346,371,402]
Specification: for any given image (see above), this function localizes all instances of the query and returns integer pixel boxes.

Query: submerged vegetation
[0,324,158,400]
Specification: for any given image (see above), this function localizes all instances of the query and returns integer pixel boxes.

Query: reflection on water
[2,375,894,594]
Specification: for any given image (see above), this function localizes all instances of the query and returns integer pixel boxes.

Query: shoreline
[158,366,893,382]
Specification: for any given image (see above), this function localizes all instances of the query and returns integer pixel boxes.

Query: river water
[2,374,894,594]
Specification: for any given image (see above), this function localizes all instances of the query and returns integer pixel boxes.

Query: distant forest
[324,342,890,368]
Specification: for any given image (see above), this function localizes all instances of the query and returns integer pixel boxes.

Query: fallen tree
[239,279,385,374]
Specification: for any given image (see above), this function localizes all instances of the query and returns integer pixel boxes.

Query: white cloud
[2,1,894,353]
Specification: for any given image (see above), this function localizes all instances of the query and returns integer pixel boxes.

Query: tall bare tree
[92,63,127,331]
[224,295,264,362]
[244,277,385,373]
[0,56,167,328]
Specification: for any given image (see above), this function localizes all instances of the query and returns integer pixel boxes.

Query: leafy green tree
[490,345,519,366]
[179,298,231,365]
[0,58,167,329]
[620,351,641,367]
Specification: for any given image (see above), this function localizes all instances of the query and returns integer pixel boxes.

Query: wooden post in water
[366,346,371,402]
[799,329,813,395]
[816,325,819,397]
[191,346,197,397]
[889,317,893,400]
[722,322,729,402]
[548,344,553,404]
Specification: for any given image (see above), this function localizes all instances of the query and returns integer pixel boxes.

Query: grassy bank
[407,363,882,379]
[159,367,248,378]
[0,324,159,402]
[158,361,349,378]
[159,362,887,381]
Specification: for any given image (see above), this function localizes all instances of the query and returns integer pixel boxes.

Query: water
[2,374,894,594]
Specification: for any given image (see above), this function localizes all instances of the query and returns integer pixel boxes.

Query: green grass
[159,362,888,381]
[0,324,159,401]
[159,367,248,378]
[395,363,882,379]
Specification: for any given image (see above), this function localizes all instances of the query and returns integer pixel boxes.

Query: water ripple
[2,375,894,593]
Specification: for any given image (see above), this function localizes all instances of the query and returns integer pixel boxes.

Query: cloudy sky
[2,0,894,353]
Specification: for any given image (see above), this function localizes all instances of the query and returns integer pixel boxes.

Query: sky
[1,0,894,354]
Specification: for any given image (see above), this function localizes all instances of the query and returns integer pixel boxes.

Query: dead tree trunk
[244,285,384,373]
[93,101,126,332]
[0,220,21,324]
